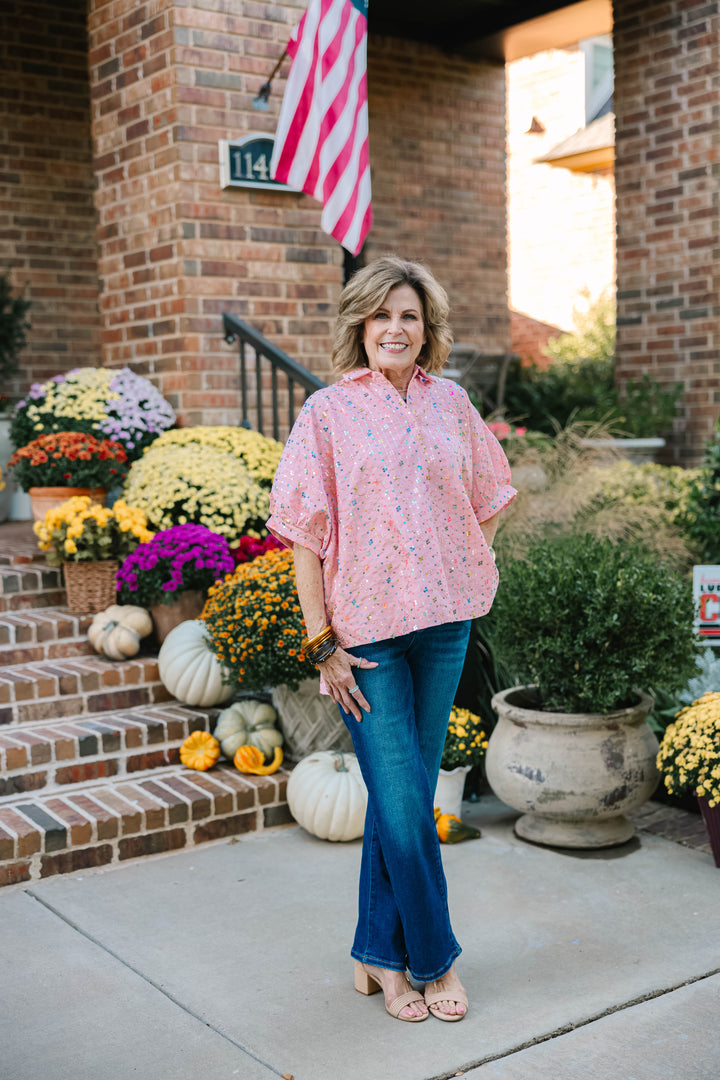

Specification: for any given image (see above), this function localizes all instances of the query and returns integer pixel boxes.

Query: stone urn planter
[580,437,665,464]
[486,686,660,849]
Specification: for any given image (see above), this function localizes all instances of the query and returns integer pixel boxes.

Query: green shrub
[505,292,682,436]
[0,274,31,389]
[492,533,698,714]
[681,432,720,563]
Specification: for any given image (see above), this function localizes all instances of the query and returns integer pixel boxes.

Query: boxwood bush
[492,533,698,714]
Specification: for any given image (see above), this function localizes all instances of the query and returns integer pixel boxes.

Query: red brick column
[613,0,720,462]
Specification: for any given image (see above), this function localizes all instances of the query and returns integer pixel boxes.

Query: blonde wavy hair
[331,255,453,374]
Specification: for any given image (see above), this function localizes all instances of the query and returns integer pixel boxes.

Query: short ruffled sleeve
[267,397,336,558]
[467,400,517,523]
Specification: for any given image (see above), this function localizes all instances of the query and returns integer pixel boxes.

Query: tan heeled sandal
[424,986,469,1022]
[353,961,428,1022]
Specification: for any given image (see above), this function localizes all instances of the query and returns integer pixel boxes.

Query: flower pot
[579,437,666,464]
[63,560,119,614]
[150,590,207,644]
[272,678,354,761]
[486,686,659,849]
[434,765,472,820]
[697,796,720,869]
[29,486,107,522]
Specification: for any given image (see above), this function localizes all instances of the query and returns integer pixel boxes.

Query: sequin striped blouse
[267,364,516,649]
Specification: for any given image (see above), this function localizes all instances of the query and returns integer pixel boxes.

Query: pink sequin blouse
[267,364,517,649]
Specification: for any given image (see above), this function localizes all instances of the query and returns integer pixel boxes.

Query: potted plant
[34,496,154,613]
[486,533,698,849]
[7,431,129,520]
[201,545,352,760]
[434,706,489,819]
[657,692,720,867]
[10,366,175,462]
[116,523,235,642]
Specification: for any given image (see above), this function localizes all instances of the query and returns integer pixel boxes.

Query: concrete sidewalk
[2,797,719,1080]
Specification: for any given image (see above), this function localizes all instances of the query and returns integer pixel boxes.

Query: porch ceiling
[370,0,612,60]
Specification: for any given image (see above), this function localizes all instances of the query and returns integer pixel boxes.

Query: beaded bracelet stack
[301,624,338,666]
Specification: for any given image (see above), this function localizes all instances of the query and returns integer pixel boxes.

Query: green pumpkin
[213,700,283,759]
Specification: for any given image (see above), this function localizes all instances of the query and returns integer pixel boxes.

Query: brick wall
[88,0,343,433]
[0,0,102,400]
[613,0,720,463]
[366,38,510,356]
[88,2,511,430]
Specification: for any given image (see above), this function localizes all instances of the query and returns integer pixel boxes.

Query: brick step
[0,564,67,612]
[0,608,96,668]
[0,761,293,886]
[0,522,45,567]
[0,702,219,797]
[0,653,173,726]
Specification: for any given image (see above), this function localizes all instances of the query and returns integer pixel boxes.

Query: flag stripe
[270,0,372,255]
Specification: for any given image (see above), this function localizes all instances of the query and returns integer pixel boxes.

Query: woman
[267,256,515,1023]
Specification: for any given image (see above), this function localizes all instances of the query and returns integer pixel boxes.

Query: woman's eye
[374,311,389,319]
[403,313,418,320]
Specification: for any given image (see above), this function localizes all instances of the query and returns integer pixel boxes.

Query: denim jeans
[341,619,471,982]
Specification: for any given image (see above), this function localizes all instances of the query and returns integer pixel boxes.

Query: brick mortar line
[23,886,289,1078]
[431,966,720,1080]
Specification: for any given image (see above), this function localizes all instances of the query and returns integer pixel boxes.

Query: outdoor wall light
[252,49,288,111]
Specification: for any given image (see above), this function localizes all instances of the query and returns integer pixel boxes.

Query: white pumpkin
[158,619,232,706]
[88,604,153,661]
[287,750,367,842]
[214,700,283,759]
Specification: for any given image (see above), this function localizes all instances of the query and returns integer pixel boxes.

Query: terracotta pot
[486,686,659,849]
[29,486,107,522]
[434,765,472,820]
[150,589,207,643]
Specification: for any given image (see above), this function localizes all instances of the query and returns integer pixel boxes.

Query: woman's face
[362,284,426,385]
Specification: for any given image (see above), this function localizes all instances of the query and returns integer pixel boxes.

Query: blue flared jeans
[341,619,471,983]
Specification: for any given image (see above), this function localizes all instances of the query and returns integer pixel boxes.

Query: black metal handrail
[223,313,327,440]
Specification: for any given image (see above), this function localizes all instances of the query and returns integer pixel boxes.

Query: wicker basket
[272,678,354,761]
[63,560,119,614]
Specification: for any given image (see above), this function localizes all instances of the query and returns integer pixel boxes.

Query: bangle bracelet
[302,624,334,653]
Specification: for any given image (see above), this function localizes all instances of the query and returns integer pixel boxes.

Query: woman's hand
[318,646,377,722]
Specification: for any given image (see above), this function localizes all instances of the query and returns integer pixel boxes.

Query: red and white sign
[694,565,720,642]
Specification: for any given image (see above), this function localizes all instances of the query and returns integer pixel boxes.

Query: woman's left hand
[318,646,377,722]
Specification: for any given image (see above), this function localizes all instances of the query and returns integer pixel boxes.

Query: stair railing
[223,313,327,441]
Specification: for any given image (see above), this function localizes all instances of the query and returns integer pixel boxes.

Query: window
[581,35,614,125]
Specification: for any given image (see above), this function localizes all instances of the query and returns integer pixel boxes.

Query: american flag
[270,0,372,256]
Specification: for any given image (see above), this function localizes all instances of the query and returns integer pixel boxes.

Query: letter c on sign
[700,593,720,622]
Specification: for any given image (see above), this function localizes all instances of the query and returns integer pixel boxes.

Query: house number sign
[219,135,297,191]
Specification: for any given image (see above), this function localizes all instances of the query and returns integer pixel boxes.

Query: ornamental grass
[116,524,235,607]
[201,546,307,693]
[441,707,488,771]
[657,692,720,807]
[7,431,129,491]
[34,496,154,566]
[11,367,175,459]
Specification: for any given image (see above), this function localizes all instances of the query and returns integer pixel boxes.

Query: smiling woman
[267,255,517,1024]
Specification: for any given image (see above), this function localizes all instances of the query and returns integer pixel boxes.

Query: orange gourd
[434,806,481,844]
[180,730,221,771]
[234,744,284,775]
